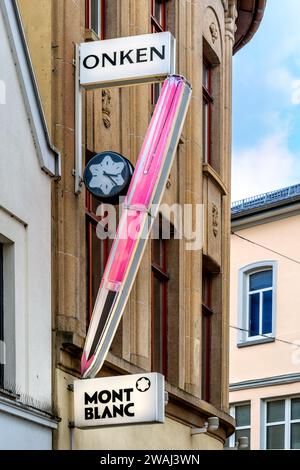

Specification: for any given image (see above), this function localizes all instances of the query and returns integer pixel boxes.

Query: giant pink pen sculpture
[81,75,192,379]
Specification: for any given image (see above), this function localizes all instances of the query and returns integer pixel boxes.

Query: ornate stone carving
[209,22,218,44]
[102,89,111,128]
[221,0,229,10]
[212,202,219,237]
[225,0,238,41]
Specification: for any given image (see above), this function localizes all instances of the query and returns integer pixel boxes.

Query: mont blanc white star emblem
[89,155,125,195]
[136,377,151,392]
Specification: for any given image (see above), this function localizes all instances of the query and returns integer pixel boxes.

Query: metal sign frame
[74,373,165,429]
[74,32,176,194]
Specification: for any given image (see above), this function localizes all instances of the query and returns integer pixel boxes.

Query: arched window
[238,261,277,346]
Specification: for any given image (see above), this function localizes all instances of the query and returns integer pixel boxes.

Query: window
[86,150,110,323]
[0,236,15,392]
[0,243,3,388]
[226,403,251,449]
[248,269,273,337]
[151,1,166,106]
[202,62,213,164]
[151,0,166,32]
[265,397,300,449]
[151,238,169,377]
[86,0,105,39]
[202,270,213,402]
[238,261,276,345]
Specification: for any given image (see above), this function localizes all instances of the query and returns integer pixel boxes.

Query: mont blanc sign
[74,373,165,428]
[79,32,176,88]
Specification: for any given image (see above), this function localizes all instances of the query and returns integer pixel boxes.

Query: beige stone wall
[17,0,52,131]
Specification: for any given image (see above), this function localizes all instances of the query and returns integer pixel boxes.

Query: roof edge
[234,0,267,54]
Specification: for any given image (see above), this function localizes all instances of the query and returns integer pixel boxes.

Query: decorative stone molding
[212,202,219,237]
[209,22,218,44]
[225,0,238,42]
[221,0,229,11]
[102,89,111,128]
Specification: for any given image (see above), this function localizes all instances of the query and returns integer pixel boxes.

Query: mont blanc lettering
[84,387,135,420]
[83,45,165,69]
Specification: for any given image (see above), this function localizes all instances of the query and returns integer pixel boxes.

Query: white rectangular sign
[74,373,165,428]
[79,32,176,89]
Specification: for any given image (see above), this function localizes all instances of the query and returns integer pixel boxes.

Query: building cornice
[234,0,267,54]
[230,373,300,392]
[105,353,235,440]
[231,199,300,230]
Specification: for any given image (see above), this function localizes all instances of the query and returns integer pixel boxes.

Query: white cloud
[291,80,300,105]
[265,68,300,106]
[232,131,300,202]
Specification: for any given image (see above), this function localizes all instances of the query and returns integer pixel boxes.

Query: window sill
[84,28,101,42]
[237,336,275,348]
[202,163,228,196]
[0,393,60,429]
[0,387,19,400]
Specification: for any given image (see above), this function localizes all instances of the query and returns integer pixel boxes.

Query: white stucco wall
[0,8,53,448]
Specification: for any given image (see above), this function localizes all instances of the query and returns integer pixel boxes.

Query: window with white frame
[225,403,251,449]
[264,397,300,449]
[238,261,276,345]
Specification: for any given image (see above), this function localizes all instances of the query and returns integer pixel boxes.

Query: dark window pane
[203,63,209,89]
[154,0,162,22]
[236,428,250,450]
[0,243,3,388]
[202,272,212,308]
[152,239,162,267]
[91,0,100,35]
[201,313,211,401]
[152,275,163,373]
[235,405,250,427]
[249,270,272,291]
[267,425,285,449]
[202,101,209,162]
[88,223,108,320]
[267,400,285,423]
[249,293,260,336]
[224,437,230,448]
[152,236,168,377]
[153,83,161,105]
[291,398,300,420]
[92,196,101,216]
[262,290,272,334]
[291,423,300,449]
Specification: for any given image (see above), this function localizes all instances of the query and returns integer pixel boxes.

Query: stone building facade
[17,0,265,449]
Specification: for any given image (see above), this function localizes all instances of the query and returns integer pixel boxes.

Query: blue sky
[232,0,300,201]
